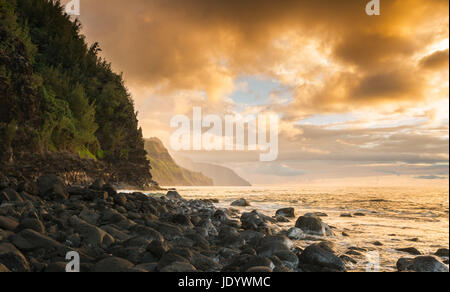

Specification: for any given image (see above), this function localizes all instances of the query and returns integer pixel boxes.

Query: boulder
[246,266,273,272]
[38,175,68,200]
[18,218,45,234]
[166,190,183,201]
[11,229,68,252]
[69,216,115,247]
[241,211,273,233]
[0,243,30,272]
[397,256,448,272]
[295,216,333,236]
[93,257,135,272]
[160,262,197,272]
[286,227,305,240]
[0,263,11,272]
[231,198,251,207]
[435,248,449,257]
[0,216,19,231]
[146,240,169,259]
[396,247,422,256]
[276,208,296,218]
[113,193,128,206]
[298,242,346,272]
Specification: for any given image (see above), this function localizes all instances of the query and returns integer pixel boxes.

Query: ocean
[145,186,449,272]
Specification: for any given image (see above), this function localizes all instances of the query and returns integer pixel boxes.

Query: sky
[78,0,449,186]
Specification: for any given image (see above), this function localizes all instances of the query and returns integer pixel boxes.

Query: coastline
[1,175,448,272]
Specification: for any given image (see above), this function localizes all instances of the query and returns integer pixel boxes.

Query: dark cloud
[420,49,450,70]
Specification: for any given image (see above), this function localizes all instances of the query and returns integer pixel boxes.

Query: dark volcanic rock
[38,175,68,200]
[397,256,448,272]
[241,211,274,233]
[93,257,136,272]
[295,216,333,236]
[298,242,346,272]
[0,215,19,231]
[231,198,251,207]
[396,247,422,256]
[0,243,30,272]
[276,208,295,218]
[435,248,449,257]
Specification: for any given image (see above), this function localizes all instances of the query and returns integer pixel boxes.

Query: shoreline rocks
[0,174,448,273]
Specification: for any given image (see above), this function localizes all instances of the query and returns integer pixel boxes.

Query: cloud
[420,49,450,70]
[78,0,449,185]
[415,175,448,180]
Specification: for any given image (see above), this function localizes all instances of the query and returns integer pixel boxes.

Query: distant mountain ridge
[173,155,252,187]
[144,138,213,186]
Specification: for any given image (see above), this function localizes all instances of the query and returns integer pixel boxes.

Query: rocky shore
[0,175,448,272]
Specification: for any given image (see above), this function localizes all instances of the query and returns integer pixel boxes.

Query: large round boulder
[295,215,333,236]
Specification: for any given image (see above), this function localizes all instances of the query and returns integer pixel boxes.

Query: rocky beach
[0,175,448,272]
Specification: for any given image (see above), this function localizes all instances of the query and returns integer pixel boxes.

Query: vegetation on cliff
[145,138,213,186]
[0,0,151,186]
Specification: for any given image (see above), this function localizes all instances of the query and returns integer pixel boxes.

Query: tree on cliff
[0,0,151,185]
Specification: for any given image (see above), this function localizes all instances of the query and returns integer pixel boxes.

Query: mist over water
[158,186,449,272]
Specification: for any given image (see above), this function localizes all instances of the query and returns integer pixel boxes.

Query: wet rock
[257,240,291,257]
[396,247,422,256]
[286,227,305,240]
[93,257,135,272]
[275,216,291,223]
[132,225,164,242]
[219,226,245,248]
[246,266,272,272]
[191,253,222,272]
[372,241,383,246]
[242,256,275,272]
[0,191,10,203]
[304,212,328,217]
[231,198,251,207]
[276,208,295,218]
[241,211,273,233]
[69,216,115,248]
[397,256,448,272]
[298,242,346,272]
[79,209,100,225]
[0,263,11,272]
[434,248,449,257]
[113,193,128,206]
[295,216,333,236]
[17,218,45,234]
[146,239,169,259]
[166,190,183,201]
[160,262,197,272]
[158,253,190,270]
[11,229,67,252]
[44,262,67,273]
[240,230,264,247]
[274,250,299,269]
[0,215,19,231]
[90,179,105,190]
[353,213,366,217]
[2,188,23,202]
[340,213,353,218]
[340,255,357,264]
[0,243,30,272]
[135,263,158,272]
[170,214,193,227]
[37,175,68,201]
